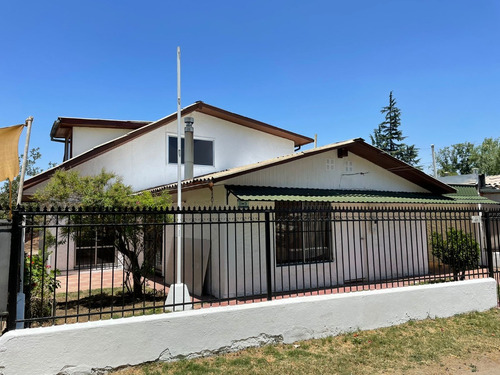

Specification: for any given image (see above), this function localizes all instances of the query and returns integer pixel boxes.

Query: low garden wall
[0,278,497,375]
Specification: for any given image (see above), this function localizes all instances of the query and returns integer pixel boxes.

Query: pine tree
[370,91,420,167]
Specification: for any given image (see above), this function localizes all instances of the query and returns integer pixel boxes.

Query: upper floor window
[167,136,214,166]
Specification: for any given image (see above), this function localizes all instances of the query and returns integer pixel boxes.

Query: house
[23,103,498,300]
[24,101,313,196]
[438,173,500,260]
[146,139,498,298]
[23,101,313,271]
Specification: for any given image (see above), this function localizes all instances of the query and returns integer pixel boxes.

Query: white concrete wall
[222,149,429,192]
[0,221,11,314]
[71,127,132,157]
[65,112,296,192]
[0,278,496,375]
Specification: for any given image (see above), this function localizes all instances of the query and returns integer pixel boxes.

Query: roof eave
[347,142,456,195]
[196,102,314,147]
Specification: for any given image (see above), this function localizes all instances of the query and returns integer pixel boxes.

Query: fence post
[264,211,273,301]
[484,211,494,279]
[7,209,22,331]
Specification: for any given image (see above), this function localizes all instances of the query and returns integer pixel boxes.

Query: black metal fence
[6,204,500,330]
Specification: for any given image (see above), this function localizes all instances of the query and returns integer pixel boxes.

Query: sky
[1,0,499,175]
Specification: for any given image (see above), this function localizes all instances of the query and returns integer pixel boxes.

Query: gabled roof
[50,101,313,146]
[150,138,456,195]
[24,102,313,193]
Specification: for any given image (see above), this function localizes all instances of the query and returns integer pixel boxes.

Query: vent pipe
[431,144,437,178]
[184,116,194,180]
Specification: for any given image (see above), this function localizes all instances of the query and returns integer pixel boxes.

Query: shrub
[431,228,480,281]
[24,252,61,319]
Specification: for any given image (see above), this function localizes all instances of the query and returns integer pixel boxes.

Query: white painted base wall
[0,278,497,375]
[0,220,11,314]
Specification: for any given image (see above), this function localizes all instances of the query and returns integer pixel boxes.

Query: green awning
[226,185,498,205]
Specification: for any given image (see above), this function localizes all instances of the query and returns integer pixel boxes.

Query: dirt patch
[401,352,500,375]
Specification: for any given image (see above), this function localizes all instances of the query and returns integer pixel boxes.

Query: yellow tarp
[0,124,24,181]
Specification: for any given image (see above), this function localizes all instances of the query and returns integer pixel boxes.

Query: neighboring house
[439,173,500,259]
[438,173,500,203]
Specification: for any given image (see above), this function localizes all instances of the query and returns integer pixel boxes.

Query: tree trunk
[117,239,143,298]
[132,268,143,298]
[128,253,143,298]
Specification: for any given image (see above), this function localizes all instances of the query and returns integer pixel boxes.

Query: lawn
[112,308,500,375]
[25,287,168,327]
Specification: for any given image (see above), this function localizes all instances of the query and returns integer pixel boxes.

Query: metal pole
[176,46,182,284]
[264,211,272,301]
[484,212,494,278]
[14,117,31,328]
[165,47,191,310]
[17,117,33,205]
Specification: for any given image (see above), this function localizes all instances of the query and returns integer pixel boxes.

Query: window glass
[275,201,332,265]
[168,136,214,166]
[75,229,115,269]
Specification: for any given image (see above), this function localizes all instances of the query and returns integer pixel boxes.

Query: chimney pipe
[184,117,194,180]
[478,174,486,190]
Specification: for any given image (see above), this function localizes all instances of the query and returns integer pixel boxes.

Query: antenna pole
[176,46,182,284]
[166,47,192,310]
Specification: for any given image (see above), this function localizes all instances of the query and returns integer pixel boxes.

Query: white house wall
[272,212,429,297]
[182,210,430,299]
[332,213,429,283]
[56,112,297,192]
[74,125,169,192]
[222,150,429,193]
[72,127,133,157]
[165,192,430,299]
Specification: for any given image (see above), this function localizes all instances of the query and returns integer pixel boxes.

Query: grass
[26,287,169,327]
[112,308,500,375]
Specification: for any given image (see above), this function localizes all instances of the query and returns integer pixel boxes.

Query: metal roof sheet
[226,185,498,205]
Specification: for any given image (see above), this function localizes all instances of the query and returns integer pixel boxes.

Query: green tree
[33,169,172,298]
[436,137,500,176]
[370,91,420,166]
[473,137,500,175]
[431,228,480,281]
[435,142,476,176]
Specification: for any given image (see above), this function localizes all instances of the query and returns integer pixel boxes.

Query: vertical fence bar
[264,211,272,301]
[7,209,22,331]
[484,211,494,279]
